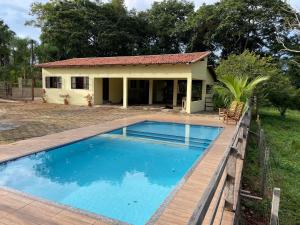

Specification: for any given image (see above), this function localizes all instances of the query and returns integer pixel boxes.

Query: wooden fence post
[270,188,280,225]
[225,147,238,211]
[259,129,269,197]
[32,78,35,101]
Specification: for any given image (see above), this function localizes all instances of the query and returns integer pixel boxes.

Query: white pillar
[149,79,153,105]
[186,77,192,113]
[173,79,178,107]
[123,77,128,108]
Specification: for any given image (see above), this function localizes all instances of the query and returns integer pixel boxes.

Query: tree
[267,73,298,117]
[0,20,15,80]
[214,74,269,106]
[29,0,152,60]
[9,38,32,81]
[215,51,279,114]
[186,0,297,59]
[276,1,300,54]
[142,0,194,54]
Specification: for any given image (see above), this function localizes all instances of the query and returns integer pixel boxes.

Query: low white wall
[190,100,205,113]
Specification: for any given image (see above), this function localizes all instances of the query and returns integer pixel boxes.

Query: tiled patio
[0,101,150,144]
[0,102,237,225]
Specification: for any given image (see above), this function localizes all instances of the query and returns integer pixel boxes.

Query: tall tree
[145,0,194,54]
[9,38,36,82]
[0,20,15,70]
[29,0,152,60]
[187,0,297,59]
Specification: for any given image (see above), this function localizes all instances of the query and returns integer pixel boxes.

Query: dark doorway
[103,78,109,102]
[128,80,149,105]
[153,80,173,105]
[177,80,187,104]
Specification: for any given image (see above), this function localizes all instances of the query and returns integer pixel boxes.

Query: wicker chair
[224,101,245,124]
[219,100,238,120]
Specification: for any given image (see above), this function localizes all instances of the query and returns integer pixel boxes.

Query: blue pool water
[0,121,221,225]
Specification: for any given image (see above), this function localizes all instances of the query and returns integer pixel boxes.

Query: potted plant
[42,89,47,103]
[85,94,93,107]
[59,94,70,105]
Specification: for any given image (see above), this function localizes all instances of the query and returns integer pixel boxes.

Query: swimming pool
[0,121,222,225]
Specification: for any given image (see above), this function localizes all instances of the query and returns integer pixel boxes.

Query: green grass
[242,108,300,225]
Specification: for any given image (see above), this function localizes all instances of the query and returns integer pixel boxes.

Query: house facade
[37,52,215,113]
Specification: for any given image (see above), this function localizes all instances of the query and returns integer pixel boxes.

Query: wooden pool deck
[0,113,237,225]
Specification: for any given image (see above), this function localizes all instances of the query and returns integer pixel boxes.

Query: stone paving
[0,101,151,144]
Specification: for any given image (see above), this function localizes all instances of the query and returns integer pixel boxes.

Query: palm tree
[214,74,269,106]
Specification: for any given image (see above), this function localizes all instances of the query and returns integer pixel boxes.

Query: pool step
[124,130,212,148]
[105,133,207,150]
[127,129,212,143]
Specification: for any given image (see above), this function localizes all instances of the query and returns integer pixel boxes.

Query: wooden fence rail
[188,107,252,225]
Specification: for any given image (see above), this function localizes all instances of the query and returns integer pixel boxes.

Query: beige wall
[109,78,123,104]
[42,64,191,106]
[42,58,214,113]
[94,78,103,105]
[42,73,91,105]
[189,59,215,113]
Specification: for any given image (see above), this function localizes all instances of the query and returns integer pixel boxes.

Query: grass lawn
[242,107,300,225]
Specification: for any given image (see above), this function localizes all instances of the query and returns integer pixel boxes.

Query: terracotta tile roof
[36,52,210,68]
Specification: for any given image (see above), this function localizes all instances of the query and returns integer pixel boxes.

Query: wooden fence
[188,107,252,225]
[0,79,42,100]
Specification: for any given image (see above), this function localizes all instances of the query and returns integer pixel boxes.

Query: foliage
[0,20,15,80]
[186,0,297,59]
[145,0,194,54]
[286,57,300,88]
[216,51,278,79]
[242,108,300,225]
[214,74,269,105]
[267,73,299,117]
[9,38,32,81]
[261,108,300,224]
[29,0,154,60]
[27,0,299,62]
[214,51,275,110]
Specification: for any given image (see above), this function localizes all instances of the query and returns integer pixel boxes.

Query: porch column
[123,77,128,108]
[173,79,178,107]
[149,79,153,105]
[186,77,192,113]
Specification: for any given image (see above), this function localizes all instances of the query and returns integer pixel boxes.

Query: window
[192,80,203,101]
[45,77,62,88]
[71,77,89,90]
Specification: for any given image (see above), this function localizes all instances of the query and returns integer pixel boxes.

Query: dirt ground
[0,100,152,144]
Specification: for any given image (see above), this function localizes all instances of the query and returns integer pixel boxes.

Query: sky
[1,0,300,41]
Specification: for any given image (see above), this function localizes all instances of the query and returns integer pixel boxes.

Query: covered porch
[93,77,209,113]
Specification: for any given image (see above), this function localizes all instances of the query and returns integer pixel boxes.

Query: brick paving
[0,101,150,144]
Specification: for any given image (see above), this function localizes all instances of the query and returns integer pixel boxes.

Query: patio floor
[0,101,236,225]
[0,101,151,144]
